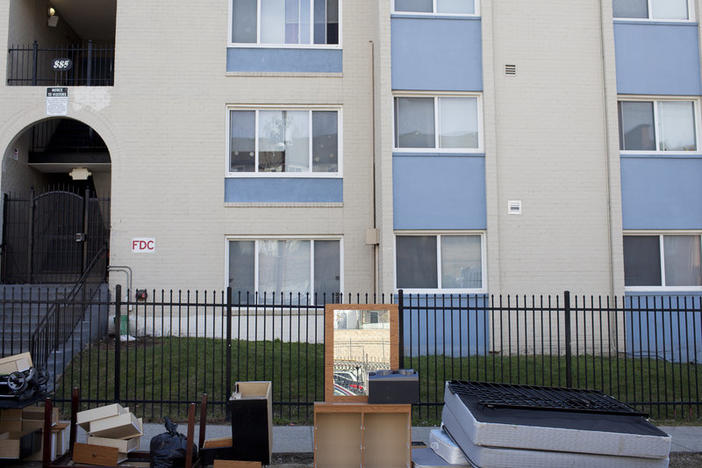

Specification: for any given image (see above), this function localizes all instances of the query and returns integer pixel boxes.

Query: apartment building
[0,0,700,300]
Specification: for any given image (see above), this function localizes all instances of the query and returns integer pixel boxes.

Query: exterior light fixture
[48,7,56,17]
[48,7,59,27]
[69,167,91,180]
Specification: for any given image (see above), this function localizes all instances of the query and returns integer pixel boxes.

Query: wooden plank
[89,413,142,439]
[72,443,125,466]
[87,436,141,453]
[213,461,261,468]
[22,405,59,425]
[203,437,233,449]
[0,409,23,421]
[76,404,125,428]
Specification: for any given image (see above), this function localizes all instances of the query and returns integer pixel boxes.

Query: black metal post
[114,284,122,402]
[398,289,405,369]
[225,287,233,420]
[81,188,89,274]
[86,40,93,86]
[1,193,8,283]
[564,290,573,388]
[32,41,38,86]
[27,189,35,283]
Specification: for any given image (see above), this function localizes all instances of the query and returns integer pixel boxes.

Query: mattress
[430,428,469,465]
[442,405,670,468]
[442,381,671,459]
[412,447,470,468]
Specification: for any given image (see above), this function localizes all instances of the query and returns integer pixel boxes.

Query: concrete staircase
[0,283,110,391]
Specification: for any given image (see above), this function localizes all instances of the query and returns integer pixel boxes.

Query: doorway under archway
[1,117,111,284]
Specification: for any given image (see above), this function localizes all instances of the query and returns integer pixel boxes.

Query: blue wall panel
[226,48,342,73]
[620,157,702,230]
[225,178,342,203]
[625,293,702,363]
[393,154,486,230]
[614,22,702,95]
[391,17,482,91]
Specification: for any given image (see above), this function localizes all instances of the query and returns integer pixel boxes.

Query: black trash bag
[150,418,197,468]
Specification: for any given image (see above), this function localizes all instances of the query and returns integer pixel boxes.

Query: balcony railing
[7,41,114,86]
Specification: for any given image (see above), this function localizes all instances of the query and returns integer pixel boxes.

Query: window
[231,0,340,45]
[624,234,702,288]
[618,100,698,152]
[228,108,341,175]
[613,0,692,20]
[228,238,342,301]
[395,234,484,291]
[394,0,477,15]
[394,96,481,151]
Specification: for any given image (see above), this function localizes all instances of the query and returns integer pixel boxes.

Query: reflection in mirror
[332,309,391,396]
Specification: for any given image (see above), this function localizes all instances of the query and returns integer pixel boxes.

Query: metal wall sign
[52,58,73,72]
[46,87,69,116]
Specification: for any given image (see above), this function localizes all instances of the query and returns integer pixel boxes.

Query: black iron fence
[0,288,700,424]
[7,41,114,86]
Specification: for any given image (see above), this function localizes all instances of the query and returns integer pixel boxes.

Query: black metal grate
[448,381,648,416]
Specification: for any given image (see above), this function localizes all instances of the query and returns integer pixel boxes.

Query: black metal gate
[1,187,110,283]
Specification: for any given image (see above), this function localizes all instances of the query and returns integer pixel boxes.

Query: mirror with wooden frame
[324,304,399,402]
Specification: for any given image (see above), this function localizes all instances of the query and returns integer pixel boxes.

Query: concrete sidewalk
[76,424,702,454]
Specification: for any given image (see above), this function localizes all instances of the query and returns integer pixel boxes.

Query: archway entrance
[1,118,111,284]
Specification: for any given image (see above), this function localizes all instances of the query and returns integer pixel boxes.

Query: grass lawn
[56,337,702,425]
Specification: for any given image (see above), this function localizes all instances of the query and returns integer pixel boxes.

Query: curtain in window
[437,0,475,14]
[439,97,478,148]
[658,101,696,151]
[664,236,702,286]
[441,236,481,289]
[258,240,311,296]
[258,111,310,172]
[651,0,688,20]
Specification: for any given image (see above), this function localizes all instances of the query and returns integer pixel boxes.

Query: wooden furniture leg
[69,387,80,456]
[198,394,208,450]
[43,398,53,468]
[184,403,196,468]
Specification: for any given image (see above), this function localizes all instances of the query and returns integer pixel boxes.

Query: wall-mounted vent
[508,200,522,215]
[505,64,517,76]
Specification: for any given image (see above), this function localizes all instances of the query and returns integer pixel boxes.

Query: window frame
[228,0,343,48]
[624,231,702,292]
[613,0,695,22]
[618,97,701,154]
[392,93,484,154]
[225,105,343,178]
[392,0,480,17]
[393,231,487,294]
[224,235,344,299]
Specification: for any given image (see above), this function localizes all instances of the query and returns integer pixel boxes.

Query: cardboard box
[22,405,59,425]
[2,421,22,433]
[0,430,42,460]
[76,404,126,430]
[73,443,126,466]
[22,420,44,432]
[213,461,261,468]
[87,436,141,453]
[228,381,272,466]
[89,412,142,439]
[0,409,23,421]
[0,352,33,375]
[203,437,233,449]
